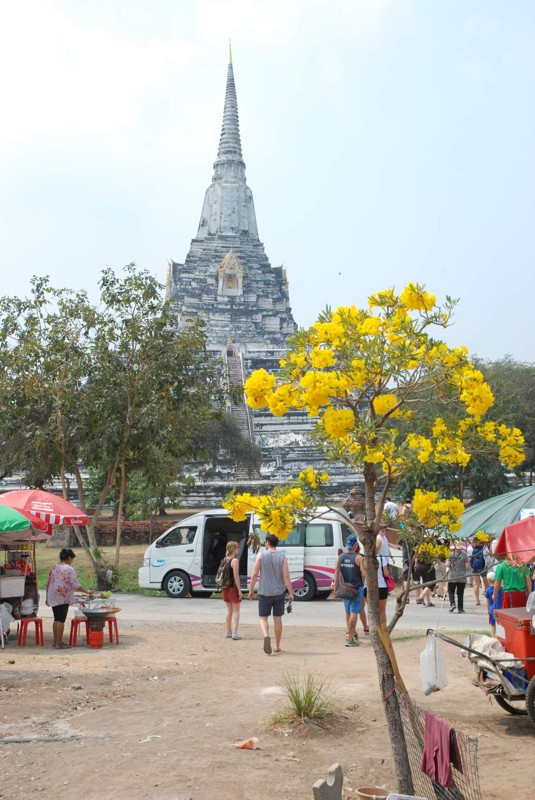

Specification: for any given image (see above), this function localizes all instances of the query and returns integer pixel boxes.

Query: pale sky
[1,0,533,361]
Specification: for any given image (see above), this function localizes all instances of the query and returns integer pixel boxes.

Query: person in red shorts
[222,541,243,640]
[493,554,531,609]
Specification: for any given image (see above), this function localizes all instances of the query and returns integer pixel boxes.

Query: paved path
[41,590,490,634]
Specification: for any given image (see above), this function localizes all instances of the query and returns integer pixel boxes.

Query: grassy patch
[34,544,164,595]
[272,669,338,727]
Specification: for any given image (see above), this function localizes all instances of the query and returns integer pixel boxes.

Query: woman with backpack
[221,541,243,640]
[469,536,489,605]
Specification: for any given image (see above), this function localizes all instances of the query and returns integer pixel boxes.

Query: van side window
[254,527,303,546]
[158,526,197,547]
[304,524,333,547]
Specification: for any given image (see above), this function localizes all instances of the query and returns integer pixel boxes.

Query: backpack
[334,553,363,600]
[470,547,486,573]
[215,557,234,590]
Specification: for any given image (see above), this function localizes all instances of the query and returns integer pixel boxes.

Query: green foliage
[196,413,261,477]
[0,264,224,580]
[395,452,510,503]
[0,276,95,487]
[85,466,194,519]
[274,669,336,725]
[474,356,535,483]
[392,356,534,500]
[35,544,160,595]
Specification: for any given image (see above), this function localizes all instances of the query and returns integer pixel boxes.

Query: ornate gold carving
[217,249,243,277]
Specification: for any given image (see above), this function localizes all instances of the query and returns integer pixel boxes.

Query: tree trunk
[72,459,120,588]
[114,461,126,571]
[362,464,415,795]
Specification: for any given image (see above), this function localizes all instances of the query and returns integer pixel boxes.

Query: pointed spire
[213,47,244,174]
[196,49,258,239]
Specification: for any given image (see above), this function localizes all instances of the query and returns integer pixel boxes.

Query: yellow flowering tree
[223,283,524,793]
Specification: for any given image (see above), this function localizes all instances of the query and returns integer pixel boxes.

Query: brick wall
[91,518,179,546]
[47,515,190,548]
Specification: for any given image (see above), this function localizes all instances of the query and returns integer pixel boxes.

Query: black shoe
[449,604,456,613]
[458,610,466,614]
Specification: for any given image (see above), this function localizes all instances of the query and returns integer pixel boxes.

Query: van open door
[248,520,305,591]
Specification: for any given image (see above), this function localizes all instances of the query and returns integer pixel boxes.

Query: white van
[138,506,357,600]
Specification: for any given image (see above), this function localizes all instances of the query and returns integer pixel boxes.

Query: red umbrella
[494,516,535,565]
[0,489,89,527]
[18,509,51,533]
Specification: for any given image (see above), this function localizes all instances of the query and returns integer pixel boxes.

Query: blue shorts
[343,587,363,615]
[258,592,286,617]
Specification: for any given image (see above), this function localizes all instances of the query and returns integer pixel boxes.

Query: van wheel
[190,590,213,598]
[163,571,190,598]
[294,572,316,602]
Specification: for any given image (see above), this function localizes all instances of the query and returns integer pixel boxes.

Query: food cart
[0,506,49,645]
[0,542,39,620]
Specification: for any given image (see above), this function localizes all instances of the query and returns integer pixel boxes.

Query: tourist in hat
[334,534,367,647]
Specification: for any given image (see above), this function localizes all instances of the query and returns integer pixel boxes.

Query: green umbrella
[456,486,535,539]
[0,505,32,533]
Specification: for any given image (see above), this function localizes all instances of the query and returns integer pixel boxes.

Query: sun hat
[487,571,495,581]
[345,534,358,548]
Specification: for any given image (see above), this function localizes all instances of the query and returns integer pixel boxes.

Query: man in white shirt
[384,497,398,522]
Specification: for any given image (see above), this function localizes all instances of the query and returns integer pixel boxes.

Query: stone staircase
[226,353,261,480]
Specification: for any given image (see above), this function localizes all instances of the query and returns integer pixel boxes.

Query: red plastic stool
[69,616,119,645]
[106,616,119,644]
[18,617,44,646]
[69,617,89,646]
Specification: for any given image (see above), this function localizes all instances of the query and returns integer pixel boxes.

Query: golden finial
[228,39,232,65]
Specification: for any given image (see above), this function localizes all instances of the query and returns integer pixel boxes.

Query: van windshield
[157,526,197,547]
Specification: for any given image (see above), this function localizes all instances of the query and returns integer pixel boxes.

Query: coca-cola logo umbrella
[0,489,89,528]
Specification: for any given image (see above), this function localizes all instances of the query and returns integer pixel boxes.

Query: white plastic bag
[420,630,448,696]
[526,591,535,614]
[0,602,14,631]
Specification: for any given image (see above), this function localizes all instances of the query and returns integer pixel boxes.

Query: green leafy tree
[474,356,535,485]
[0,266,222,586]
[395,357,535,500]
[0,277,95,490]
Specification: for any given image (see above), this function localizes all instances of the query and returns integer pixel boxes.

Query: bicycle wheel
[477,668,527,715]
[494,693,528,715]
[526,677,535,724]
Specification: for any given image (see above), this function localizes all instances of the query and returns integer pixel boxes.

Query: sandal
[53,642,71,649]
[363,627,370,635]
[416,598,424,605]
[424,602,435,608]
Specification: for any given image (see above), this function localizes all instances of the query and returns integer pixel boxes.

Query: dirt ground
[1,615,534,800]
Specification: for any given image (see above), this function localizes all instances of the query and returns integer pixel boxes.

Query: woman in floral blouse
[46,548,92,649]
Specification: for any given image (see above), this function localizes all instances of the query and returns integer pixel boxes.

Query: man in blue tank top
[249,533,294,655]
[334,534,366,647]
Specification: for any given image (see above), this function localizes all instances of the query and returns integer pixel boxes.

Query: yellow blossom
[310,347,336,369]
[399,283,436,312]
[406,433,433,463]
[322,406,355,439]
[373,394,399,417]
[364,447,385,463]
[359,316,382,336]
[412,489,438,521]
